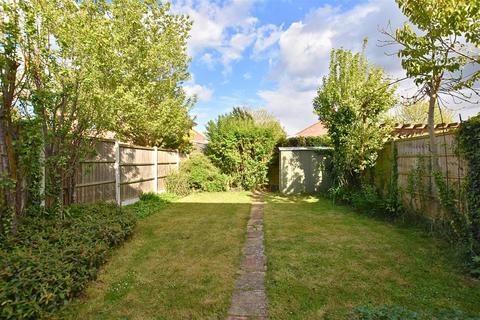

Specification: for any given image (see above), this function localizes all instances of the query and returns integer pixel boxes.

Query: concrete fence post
[114,140,121,205]
[153,146,158,193]
[176,150,180,170]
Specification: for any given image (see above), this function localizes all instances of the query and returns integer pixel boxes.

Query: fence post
[176,150,180,170]
[114,140,121,205]
[153,146,158,193]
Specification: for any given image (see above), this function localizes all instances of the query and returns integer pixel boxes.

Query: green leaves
[206,108,286,190]
[0,203,136,319]
[394,0,479,88]
[313,46,395,186]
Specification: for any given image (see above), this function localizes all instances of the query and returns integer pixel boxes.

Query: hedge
[0,203,136,319]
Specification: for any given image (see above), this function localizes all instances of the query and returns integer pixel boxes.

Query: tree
[390,0,479,176]
[313,45,396,187]
[394,100,455,124]
[0,0,194,232]
[206,107,286,190]
[105,0,194,148]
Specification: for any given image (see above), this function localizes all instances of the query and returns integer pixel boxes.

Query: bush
[328,184,386,216]
[182,154,228,192]
[206,107,286,190]
[350,184,384,215]
[166,171,191,197]
[126,192,176,219]
[278,135,332,147]
[0,203,136,319]
[166,154,228,196]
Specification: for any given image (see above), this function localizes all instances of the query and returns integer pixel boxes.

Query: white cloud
[173,0,258,68]
[184,83,213,102]
[200,52,215,69]
[253,24,283,55]
[258,0,410,135]
[258,85,318,135]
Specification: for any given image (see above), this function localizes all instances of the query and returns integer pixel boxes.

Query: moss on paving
[264,194,480,320]
[62,192,251,320]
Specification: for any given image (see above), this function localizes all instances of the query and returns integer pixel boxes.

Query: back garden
[2,1,480,319]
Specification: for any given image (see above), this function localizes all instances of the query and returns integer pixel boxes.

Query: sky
[172,0,480,136]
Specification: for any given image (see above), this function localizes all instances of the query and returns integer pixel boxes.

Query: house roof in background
[192,129,208,143]
[296,121,328,137]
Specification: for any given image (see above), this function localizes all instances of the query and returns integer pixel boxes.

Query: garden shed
[279,147,332,194]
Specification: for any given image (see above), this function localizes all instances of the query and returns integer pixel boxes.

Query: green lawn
[264,194,480,319]
[61,192,251,320]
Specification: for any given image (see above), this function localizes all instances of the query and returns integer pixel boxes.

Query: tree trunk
[1,55,20,235]
[427,93,440,174]
[0,117,10,235]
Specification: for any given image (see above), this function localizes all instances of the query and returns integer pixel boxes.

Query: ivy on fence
[456,115,480,276]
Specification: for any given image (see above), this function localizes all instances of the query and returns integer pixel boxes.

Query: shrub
[126,192,176,219]
[350,184,384,215]
[278,135,332,147]
[206,107,286,190]
[166,154,228,195]
[457,114,480,276]
[0,203,136,319]
[166,171,191,197]
[181,154,228,192]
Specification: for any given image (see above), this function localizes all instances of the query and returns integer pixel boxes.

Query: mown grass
[264,194,480,319]
[61,192,251,320]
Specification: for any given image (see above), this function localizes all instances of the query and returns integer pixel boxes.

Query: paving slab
[227,195,267,319]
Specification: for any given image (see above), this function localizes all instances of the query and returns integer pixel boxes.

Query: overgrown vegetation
[0,203,136,319]
[313,42,396,189]
[278,135,332,148]
[456,115,480,276]
[166,154,228,196]
[0,0,193,234]
[125,192,176,219]
[206,107,286,190]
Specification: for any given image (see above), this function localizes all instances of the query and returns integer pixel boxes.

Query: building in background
[296,121,328,137]
[192,129,208,153]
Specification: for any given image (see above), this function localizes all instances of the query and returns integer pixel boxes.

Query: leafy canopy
[313,44,396,186]
[394,100,454,124]
[206,107,286,190]
[394,0,479,95]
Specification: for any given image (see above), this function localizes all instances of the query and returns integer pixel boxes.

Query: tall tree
[313,45,396,187]
[390,0,479,175]
[1,0,194,230]
[0,0,34,233]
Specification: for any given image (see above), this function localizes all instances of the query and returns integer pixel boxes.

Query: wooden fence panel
[75,140,116,204]
[74,139,180,205]
[374,132,466,220]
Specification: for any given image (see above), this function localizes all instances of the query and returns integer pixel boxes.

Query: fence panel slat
[74,139,180,205]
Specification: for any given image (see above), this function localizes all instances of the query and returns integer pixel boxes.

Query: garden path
[227,194,268,320]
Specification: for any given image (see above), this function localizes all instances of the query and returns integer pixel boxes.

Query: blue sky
[173,0,480,135]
